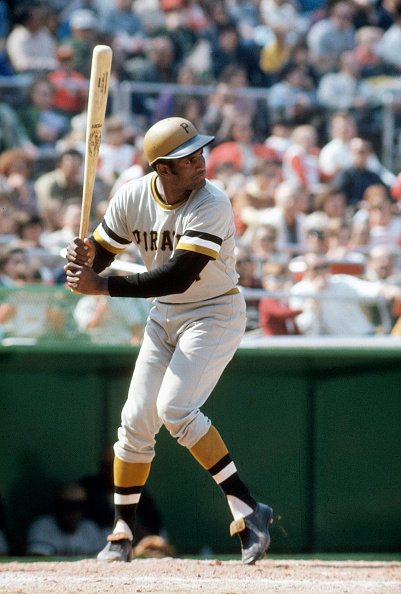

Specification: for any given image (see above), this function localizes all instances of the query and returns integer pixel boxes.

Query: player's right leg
[97,459,151,562]
[97,313,172,562]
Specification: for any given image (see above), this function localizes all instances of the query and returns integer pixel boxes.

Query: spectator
[364,244,401,284]
[348,218,371,259]
[13,212,56,283]
[207,20,266,87]
[302,226,329,256]
[151,64,202,122]
[0,149,39,216]
[18,77,70,151]
[324,218,355,262]
[351,0,393,30]
[260,0,306,45]
[201,0,237,46]
[0,98,37,155]
[331,137,389,209]
[34,148,107,231]
[353,25,386,78]
[268,61,318,126]
[0,246,31,287]
[232,159,282,238]
[259,261,302,336]
[124,34,177,83]
[316,50,380,138]
[0,0,13,76]
[259,22,293,84]
[6,1,57,74]
[100,0,146,73]
[26,483,103,556]
[48,45,87,117]
[289,252,401,335]
[96,116,138,189]
[0,245,66,339]
[377,6,401,73]
[73,292,150,345]
[319,111,358,180]
[0,192,18,243]
[243,222,290,283]
[14,212,45,247]
[264,119,294,161]
[205,114,277,179]
[319,111,395,185]
[248,224,281,266]
[41,199,83,255]
[312,184,349,222]
[235,244,262,331]
[202,65,262,143]
[157,0,199,73]
[254,180,308,257]
[364,244,401,328]
[286,39,320,88]
[356,184,401,250]
[282,123,321,191]
[63,8,99,77]
[307,0,356,75]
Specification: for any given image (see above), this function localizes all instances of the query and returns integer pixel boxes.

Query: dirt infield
[0,558,400,594]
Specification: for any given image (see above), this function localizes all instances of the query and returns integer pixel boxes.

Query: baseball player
[65,117,273,564]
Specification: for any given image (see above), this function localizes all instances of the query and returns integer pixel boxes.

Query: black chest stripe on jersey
[101,221,131,245]
[184,230,223,245]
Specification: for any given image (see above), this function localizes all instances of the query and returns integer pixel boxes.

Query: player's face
[171,149,206,191]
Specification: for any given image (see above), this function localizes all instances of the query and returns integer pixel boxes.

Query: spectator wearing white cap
[63,9,98,76]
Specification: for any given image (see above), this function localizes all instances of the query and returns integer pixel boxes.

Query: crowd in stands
[2,0,401,343]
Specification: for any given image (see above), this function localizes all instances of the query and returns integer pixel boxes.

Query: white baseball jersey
[93,172,239,303]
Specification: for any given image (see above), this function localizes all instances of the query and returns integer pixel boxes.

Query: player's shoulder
[201,179,231,204]
[110,172,153,201]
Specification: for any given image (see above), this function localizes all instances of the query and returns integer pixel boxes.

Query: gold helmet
[143,117,214,167]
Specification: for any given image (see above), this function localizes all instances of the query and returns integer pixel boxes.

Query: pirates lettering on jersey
[92,173,239,303]
[94,217,220,260]
[132,230,182,252]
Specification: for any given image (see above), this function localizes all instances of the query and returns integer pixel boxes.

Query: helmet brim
[152,133,215,164]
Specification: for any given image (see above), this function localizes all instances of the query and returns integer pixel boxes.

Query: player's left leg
[156,294,273,563]
[190,425,273,564]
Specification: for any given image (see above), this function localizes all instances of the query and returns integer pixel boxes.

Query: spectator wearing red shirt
[48,45,87,117]
[259,262,302,336]
[206,115,278,179]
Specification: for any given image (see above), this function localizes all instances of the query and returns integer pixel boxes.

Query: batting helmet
[143,117,214,167]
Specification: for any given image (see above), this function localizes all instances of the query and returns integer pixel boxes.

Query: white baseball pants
[114,292,247,463]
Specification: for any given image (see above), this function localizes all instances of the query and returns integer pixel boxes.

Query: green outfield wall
[1,340,400,555]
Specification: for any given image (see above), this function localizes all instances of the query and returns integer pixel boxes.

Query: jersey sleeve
[92,189,132,255]
[175,195,232,260]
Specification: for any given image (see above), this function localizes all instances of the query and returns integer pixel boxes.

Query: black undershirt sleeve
[91,236,116,273]
[108,249,212,298]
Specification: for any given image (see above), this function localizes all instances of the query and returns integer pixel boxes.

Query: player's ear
[156,162,171,178]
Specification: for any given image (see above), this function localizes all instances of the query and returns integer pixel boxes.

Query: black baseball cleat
[97,532,132,562]
[230,503,273,564]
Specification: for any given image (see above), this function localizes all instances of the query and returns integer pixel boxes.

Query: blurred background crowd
[2,0,401,342]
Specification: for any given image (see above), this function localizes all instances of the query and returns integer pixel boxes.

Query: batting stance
[65,117,273,564]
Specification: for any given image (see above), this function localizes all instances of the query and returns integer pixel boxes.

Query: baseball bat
[79,45,113,240]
